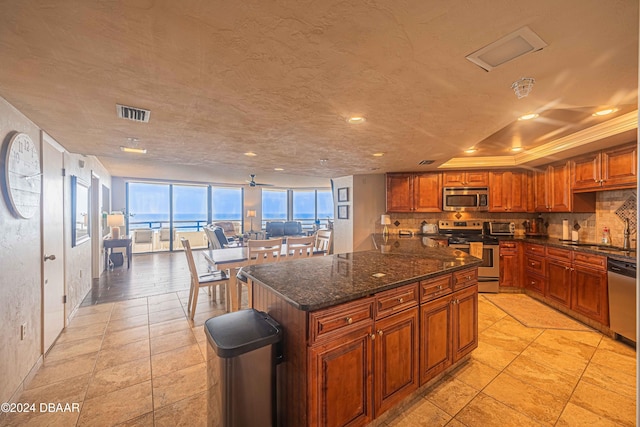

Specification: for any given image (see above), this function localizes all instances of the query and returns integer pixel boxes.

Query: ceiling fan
[246,174,273,187]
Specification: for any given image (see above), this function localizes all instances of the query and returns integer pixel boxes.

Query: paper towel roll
[571,230,579,242]
[562,219,570,241]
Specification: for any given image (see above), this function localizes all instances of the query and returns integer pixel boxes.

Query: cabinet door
[499,250,519,287]
[571,267,609,325]
[386,174,413,212]
[442,172,466,187]
[509,170,528,212]
[452,285,478,362]
[546,260,572,307]
[374,308,419,416]
[532,168,549,212]
[548,161,571,212]
[413,173,442,212]
[465,171,489,187]
[488,171,508,212]
[525,272,545,295]
[419,297,452,385]
[309,326,374,427]
[572,152,601,191]
[601,143,637,189]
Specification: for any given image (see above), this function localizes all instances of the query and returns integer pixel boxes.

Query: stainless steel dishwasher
[607,258,637,342]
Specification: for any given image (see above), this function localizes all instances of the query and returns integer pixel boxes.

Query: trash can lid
[204,309,282,358]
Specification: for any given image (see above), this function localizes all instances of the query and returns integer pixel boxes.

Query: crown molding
[439,110,638,169]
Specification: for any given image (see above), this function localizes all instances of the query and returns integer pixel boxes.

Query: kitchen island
[242,247,482,427]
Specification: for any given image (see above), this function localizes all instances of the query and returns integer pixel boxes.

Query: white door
[42,132,65,353]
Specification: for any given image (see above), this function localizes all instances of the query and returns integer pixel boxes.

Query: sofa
[265,221,304,239]
[212,221,238,239]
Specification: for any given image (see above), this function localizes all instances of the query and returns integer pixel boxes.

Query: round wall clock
[4,132,41,218]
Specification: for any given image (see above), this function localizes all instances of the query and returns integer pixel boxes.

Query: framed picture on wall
[338,205,349,219]
[337,187,349,202]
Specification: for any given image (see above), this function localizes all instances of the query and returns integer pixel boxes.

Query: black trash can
[205,309,282,427]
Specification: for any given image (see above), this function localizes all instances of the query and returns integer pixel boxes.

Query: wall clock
[4,132,41,218]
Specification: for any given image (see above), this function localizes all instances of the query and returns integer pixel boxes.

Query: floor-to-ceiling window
[172,184,208,251]
[211,186,243,234]
[265,188,334,229]
[262,189,288,228]
[127,182,170,253]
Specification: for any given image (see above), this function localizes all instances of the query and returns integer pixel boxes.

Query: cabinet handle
[565,266,570,270]
[370,334,376,341]
[594,178,599,183]
[466,275,471,280]
[345,317,353,325]
[530,262,535,266]
[377,330,384,336]
[530,281,535,285]
[436,285,442,290]
[571,268,575,271]
[397,297,404,303]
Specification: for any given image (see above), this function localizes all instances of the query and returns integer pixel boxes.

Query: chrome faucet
[623,218,631,250]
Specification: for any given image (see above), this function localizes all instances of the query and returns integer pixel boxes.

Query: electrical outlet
[20,323,27,340]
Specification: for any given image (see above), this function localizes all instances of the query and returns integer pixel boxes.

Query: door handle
[44,254,56,262]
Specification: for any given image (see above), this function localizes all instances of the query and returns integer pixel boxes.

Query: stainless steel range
[438,220,499,293]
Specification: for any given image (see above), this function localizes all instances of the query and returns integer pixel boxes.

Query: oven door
[449,244,500,292]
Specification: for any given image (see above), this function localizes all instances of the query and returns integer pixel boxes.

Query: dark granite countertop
[242,247,482,312]
[498,236,637,261]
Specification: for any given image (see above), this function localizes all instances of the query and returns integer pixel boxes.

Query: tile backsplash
[380,189,637,248]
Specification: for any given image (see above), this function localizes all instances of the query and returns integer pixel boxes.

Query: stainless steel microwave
[443,187,489,211]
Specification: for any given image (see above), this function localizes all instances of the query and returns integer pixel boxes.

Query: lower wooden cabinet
[499,241,520,287]
[546,258,572,308]
[374,308,419,416]
[571,261,608,325]
[309,325,374,427]
[419,284,478,385]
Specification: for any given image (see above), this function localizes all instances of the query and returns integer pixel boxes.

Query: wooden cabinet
[572,143,637,192]
[546,252,572,308]
[489,171,528,212]
[419,277,478,386]
[532,161,595,213]
[309,325,374,427]
[571,253,608,325]
[499,241,520,287]
[442,171,488,187]
[374,307,419,416]
[524,243,545,295]
[386,173,441,213]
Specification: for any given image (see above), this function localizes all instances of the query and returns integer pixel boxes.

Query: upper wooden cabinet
[572,143,637,192]
[442,171,488,187]
[532,161,595,213]
[488,170,527,212]
[386,173,441,213]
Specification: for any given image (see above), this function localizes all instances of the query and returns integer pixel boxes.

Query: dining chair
[180,237,229,320]
[314,229,333,255]
[235,239,283,308]
[285,235,315,259]
[204,225,221,249]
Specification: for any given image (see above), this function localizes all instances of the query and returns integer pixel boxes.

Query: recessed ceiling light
[518,113,539,121]
[511,146,523,152]
[120,146,147,154]
[347,116,366,124]
[373,152,385,157]
[274,168,284,171]
[464,148,477,154]
[244,152,257,157]
[593,108,618,116]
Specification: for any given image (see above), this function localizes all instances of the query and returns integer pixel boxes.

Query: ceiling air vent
[466,26,547,72]
[418,160,435,165]
[116,104,150,123]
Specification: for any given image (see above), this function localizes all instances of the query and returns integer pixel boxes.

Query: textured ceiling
[0,1,637,187]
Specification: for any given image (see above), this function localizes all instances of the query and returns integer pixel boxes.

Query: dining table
[202,244,324,311]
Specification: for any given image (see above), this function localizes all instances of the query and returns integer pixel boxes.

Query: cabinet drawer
[376,283,419,319]
[573,252,606,270]
[546,246,572,261]
[525,274,545,294]
[499,241,518,251]
[525,256,545,275]
[309,298,374,344]
[524,243,545,256]
[420,275,453,303]
[453,268,477,290]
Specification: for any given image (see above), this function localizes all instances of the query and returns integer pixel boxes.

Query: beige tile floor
[2,293,636,426]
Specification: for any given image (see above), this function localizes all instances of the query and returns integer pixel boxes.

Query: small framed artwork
[337,187,349,202]
[338,205,349,219]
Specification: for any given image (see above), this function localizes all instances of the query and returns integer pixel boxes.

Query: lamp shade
[107,214,125,227]
[246,209,256,218]
[381,215,391,225]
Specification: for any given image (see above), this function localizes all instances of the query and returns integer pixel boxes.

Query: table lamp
[107,214,125,239]
[381,214,391,237]
[246,209,256,232]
